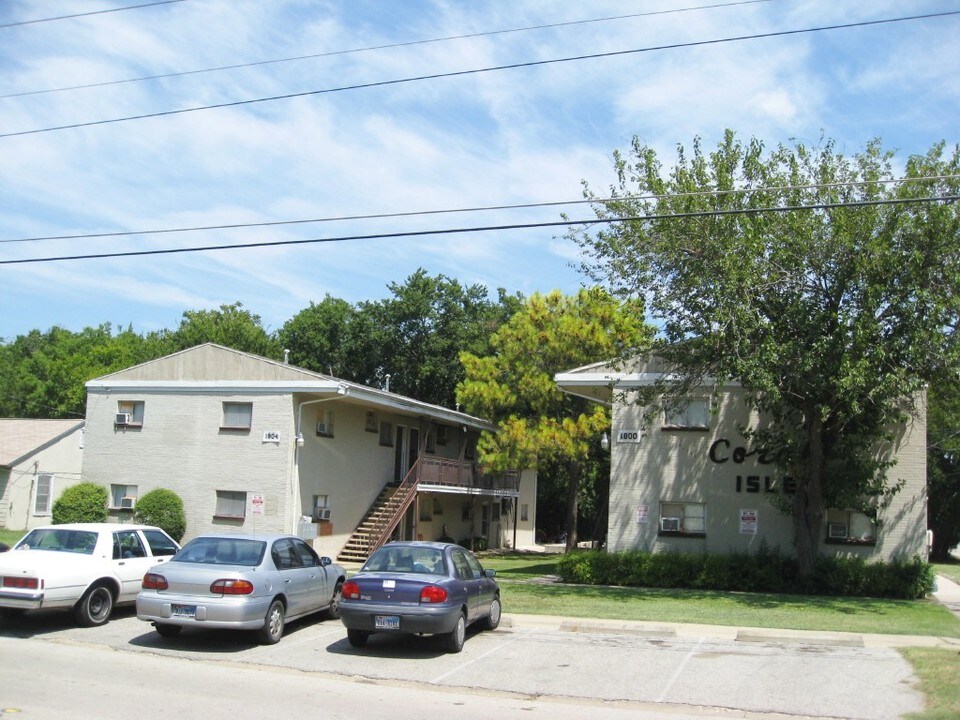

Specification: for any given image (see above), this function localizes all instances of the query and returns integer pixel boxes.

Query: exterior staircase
[336,476,418,564]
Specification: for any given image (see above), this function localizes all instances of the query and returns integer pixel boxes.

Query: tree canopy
[457,288,653,549]
[571,131,960,575]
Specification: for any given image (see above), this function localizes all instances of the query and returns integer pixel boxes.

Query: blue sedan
[339,541,501,653]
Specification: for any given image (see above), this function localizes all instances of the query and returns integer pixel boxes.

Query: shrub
[51,482,108,524]
[555,548,933,599]
[134,488,186,542]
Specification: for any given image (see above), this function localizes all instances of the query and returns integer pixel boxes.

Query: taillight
[142,573,168,590]
[210,579,255,595]
[342,581,361,600]
[419,585,448,604]
[2,576,40,590]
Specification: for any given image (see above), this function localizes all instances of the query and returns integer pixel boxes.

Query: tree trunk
[565,461,580,552]
[793,412,825,580]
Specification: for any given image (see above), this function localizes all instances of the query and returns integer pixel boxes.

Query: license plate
[375,615,400,630]
[171,604,196,618]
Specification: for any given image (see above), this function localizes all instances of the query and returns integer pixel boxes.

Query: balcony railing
[417,456,520,493]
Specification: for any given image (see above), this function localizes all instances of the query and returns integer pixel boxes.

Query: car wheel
[257,599,285,645]
[73,584,114,627]
[154,623,182,638]
[445,612,466,653]
[347,629,369,647]
[481,597,501,631]
[323,582,342,620]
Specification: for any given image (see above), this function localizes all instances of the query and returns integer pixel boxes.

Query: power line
[3,195,956,266]
[0,0,186,29]
[2,10,956,139]
[4,174,957,245]
[1,0,772,99]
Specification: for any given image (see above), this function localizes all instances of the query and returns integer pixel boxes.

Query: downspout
[291,385,349,535]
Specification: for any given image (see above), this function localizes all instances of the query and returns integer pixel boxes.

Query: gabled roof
[0,418,84,468]
[87,343,495,431]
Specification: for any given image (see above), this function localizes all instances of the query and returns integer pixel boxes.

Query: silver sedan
[136,534,345,644]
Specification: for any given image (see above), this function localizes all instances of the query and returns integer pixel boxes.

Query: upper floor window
[222,402,253,430]
[316,408,335,437]
[116,400,145,427]
[662,397,710,430]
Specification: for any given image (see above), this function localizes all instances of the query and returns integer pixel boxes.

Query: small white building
[81,344,536,560]
[0,418,86,531]
[556,356,928,561]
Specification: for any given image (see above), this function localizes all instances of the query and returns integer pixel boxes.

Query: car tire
[481,597,501,631]
[73,584,114,627]
[445,612,466,653]
[347,629,369,647]
[257,599,285,645]
[154,623,182,638]
[323,582,342,620]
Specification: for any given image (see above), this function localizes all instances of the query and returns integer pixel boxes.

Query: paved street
[4,600,957,720]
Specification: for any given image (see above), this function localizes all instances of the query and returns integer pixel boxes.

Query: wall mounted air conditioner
[828,523,848,539]
[660,517,681,532]
[115,412,131,426]
[120,496,136,509]
[314,507,332,521]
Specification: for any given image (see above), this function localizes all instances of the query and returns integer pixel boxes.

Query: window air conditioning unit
[115,412,131,426]
[314,507,332,521]
[120,496,136,509]
[660,517,681,532]
[828,523,848,539]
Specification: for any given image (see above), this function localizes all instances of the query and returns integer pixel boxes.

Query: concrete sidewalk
[501,573,960,650]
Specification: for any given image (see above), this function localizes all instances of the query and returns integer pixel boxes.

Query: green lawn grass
[482,552,960,638]
[902,647,960,720]
[932,561,960,586]
[0,528,24,547]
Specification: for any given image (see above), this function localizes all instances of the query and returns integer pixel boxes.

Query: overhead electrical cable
[1,10,956,139]
[3,174,957,245]
[0,0,186,29]
[0,0,772,99]
[3,195,956,265]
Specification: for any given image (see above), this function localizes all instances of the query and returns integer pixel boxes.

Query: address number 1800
[617,430,642,443]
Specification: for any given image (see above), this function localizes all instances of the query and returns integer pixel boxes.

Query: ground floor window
[824,509,876,544]
[659,501,706,536]
[110,483,138,509]
[215,490,247,518]
[33,473,53,515]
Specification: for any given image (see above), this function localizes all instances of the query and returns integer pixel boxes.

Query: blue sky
[2,0,958,341]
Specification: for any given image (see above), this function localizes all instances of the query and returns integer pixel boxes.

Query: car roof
[188,533,298,543]
[28,523,163,533]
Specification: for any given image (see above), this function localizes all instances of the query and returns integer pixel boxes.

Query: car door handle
[285,579,292,584]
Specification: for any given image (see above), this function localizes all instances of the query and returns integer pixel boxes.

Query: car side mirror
[320,556,332,567]
[484,568,496,577]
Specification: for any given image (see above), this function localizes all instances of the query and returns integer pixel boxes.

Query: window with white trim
[33,473,53,515]
[110,484,139,509]
[662,397,710,430]
[221,402,253,430]
[215,490,247,518]
[659,501,706,536]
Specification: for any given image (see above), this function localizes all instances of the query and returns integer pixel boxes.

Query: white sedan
[0,523,180,626]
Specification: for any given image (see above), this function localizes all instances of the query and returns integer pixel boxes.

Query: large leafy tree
[277,295,356,376]
[351,270,522,406]
[164,302,278,357]
[457,289,653,551]
[927,374,960,560]
[572,131,960,576]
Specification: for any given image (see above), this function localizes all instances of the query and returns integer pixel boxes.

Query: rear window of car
[15,529,98,555]
[173,537,265,565]
[362,546,445,575]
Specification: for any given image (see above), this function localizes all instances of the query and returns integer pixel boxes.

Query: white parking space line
[428,628,537,685]
[656,637,704,703]
[246,626,345,658]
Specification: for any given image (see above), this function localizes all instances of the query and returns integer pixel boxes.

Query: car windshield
[362,546,445,575]
[173,537,266,566]
[15,528,98,555]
